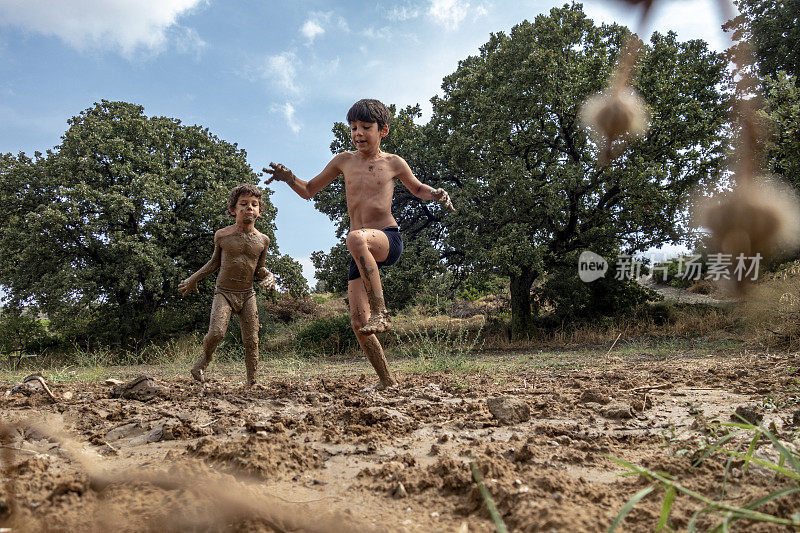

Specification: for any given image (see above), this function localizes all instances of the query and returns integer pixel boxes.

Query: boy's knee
[204,329,225,345]
[351,314,366,332]
[346,231,367,252]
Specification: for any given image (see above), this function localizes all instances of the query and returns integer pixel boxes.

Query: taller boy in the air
[264,99,454,390]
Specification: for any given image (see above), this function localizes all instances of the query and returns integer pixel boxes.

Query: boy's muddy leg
[239,296,260,386]
[346,229,392,334]
[193,294,233,382]
[349,279,397,388]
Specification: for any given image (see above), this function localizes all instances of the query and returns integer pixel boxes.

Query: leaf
[656,486,677,531]
[608,486,656,533]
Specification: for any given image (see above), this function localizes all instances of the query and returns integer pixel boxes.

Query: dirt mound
[187,434,325,480]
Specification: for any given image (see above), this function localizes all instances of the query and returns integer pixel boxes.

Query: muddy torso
[216,230,268,291]
[340,151,399,231]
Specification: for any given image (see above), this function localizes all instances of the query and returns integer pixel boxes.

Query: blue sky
[0,0,731,284]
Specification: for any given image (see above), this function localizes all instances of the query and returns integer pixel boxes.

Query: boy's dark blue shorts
[348,226,403,281]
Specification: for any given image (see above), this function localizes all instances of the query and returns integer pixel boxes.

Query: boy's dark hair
[228,184,265,217]
[346,99,391,129]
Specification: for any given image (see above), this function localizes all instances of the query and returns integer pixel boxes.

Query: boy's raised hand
[178,278,198,296]
[258,270,276,291]
[432,188,456,212]
[262,162,296,185]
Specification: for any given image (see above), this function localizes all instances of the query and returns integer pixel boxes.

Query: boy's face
[350,120,388,153]
[230,193,261,223]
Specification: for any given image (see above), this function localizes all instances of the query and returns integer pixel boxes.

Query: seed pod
[580,88,649,163]
[699,176,800,290]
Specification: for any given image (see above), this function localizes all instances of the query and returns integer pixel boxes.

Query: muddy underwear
[348,226,404,281]
[214,287,256,313]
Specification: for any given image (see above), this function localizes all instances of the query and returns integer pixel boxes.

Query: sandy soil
[2,350,800,532]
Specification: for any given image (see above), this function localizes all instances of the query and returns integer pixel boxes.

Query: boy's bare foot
[190,367,205,383]
[359,311,392,335]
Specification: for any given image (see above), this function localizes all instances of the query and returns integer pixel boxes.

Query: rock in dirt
[579,388,611,405]
[393,482,408,499]
[733,405,763,425]
[105,422,146,441]
[363,407,414,427]
[487,396,530,425]
[111,375,168,401]
[602,403,633,419]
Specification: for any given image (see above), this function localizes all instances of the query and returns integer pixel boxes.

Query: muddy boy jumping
[264,99,455,390]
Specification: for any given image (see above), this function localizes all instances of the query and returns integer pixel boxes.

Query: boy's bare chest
[219,233,264,260]
[343,164,395,193]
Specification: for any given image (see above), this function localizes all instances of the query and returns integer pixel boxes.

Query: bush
[295,314,357,355]
[0,307,51,354]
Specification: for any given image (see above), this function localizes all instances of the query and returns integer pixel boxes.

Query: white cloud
[428,0,469,30]
[271,101,301,134]
[0,0,206,57]
[299,11,349,45]
[263,51,300,93]
[385,5,421,21]
[301,20,324,44]
[171,25,206,59]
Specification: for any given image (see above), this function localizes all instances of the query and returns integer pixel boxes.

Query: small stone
[603,403,634,419]
[733,405,763,425]
[111,375,167,401]
[579,388,611,405]
[393,483,408,499]
[487,396,531,425]
[429,444,440,455]
[146,426,164,443]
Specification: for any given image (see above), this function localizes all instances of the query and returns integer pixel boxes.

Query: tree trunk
[509,266,537,338]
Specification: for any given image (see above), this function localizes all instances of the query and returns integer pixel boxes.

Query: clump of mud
[187,434,325,480]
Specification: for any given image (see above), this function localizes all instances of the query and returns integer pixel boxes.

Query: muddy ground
[2,349,800,532]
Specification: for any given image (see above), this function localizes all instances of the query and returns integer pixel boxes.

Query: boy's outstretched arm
[263,156,343,200]
[396,156,456,212]
[178,235,222,296]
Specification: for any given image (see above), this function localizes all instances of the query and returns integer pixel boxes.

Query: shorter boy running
[178,184,275,387]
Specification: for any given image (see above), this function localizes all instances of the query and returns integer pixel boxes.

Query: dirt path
[2,350,800,532]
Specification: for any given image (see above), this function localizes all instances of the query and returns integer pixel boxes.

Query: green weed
[609,419,800,532]
[395,318,484,374]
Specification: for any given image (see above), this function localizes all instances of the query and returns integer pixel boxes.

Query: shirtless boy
[264,99,454,389]
[178,184,276,386]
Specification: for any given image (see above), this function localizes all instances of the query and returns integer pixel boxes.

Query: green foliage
[295,314,356,355]
[429,5,728,335]
[0,307,49,353]
[651,255,708,288]
[727,1,800,237]
[726,0,800,80]
[269,254,309,298]
[311,243,350,294]
[762,73,800,191]
[458,274,507,301]
[536,260,660,325]
[0,100,306,348]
